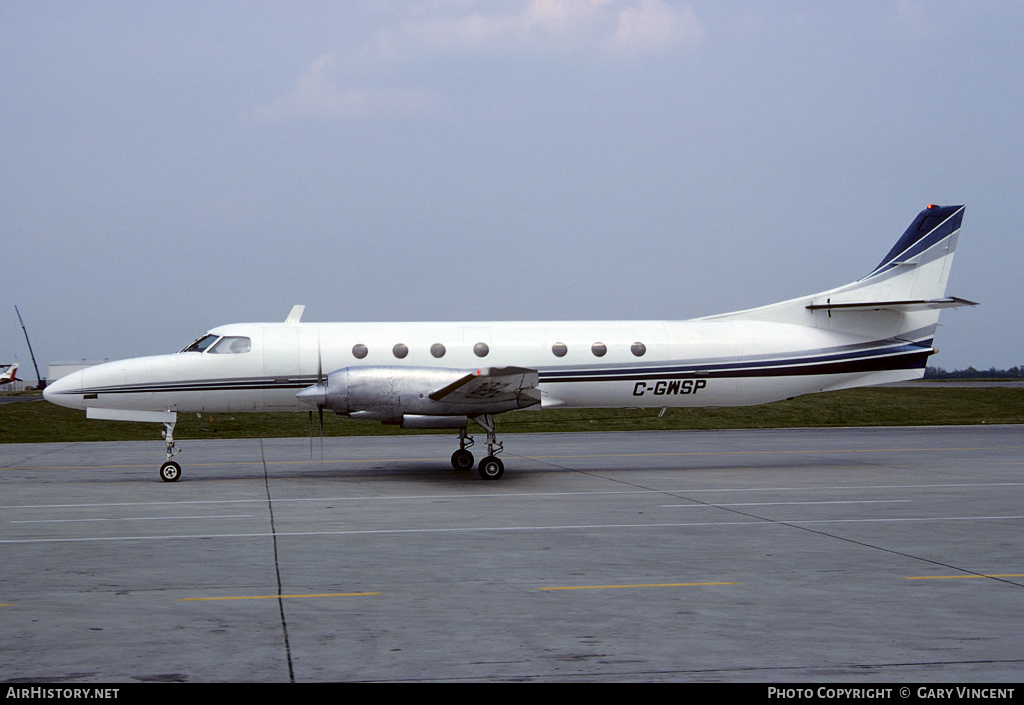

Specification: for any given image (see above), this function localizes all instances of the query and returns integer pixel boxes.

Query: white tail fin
[701,204,974,365]
[0,363,19,384]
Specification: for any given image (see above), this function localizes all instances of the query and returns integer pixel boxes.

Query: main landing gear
[151,413,504,482]
[159,418,182,482]
[449,414,505,480]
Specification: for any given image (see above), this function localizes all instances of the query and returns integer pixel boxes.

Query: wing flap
[429,366,540,408]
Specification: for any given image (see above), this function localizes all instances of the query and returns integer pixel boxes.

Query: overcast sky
[3,1,1021,380]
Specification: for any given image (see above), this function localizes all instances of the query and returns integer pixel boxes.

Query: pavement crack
[261,438,296,683]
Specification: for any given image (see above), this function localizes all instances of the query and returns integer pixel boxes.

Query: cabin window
[208,336,251,354]
[393,343,409,359]
[181,334,219,353]
[591,342,607,357]
[551,342,567,357]
[431,343,446,358]
[473,342,489,357]
[631,342,646,357]
[352,344,368,359]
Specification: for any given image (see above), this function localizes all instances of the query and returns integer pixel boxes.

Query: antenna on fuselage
[286,305,305,323]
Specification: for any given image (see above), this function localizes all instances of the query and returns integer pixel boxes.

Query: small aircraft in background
[1,363,21,386]
[44,205,974,482]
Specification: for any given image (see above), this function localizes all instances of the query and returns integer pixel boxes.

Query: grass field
[2,385,1022,444]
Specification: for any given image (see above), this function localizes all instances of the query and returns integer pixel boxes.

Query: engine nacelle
[297,366,531,422]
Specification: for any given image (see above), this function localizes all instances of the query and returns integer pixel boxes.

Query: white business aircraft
[44,204,973,482]
[0,363,20,386]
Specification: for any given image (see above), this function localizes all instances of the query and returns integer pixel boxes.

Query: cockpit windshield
[179,334,251,354]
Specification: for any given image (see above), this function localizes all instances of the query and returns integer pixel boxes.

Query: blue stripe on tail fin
[864,204,965,280]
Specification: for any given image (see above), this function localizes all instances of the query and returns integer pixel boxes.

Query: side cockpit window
[208,336,251,354]
[180,334,219,353]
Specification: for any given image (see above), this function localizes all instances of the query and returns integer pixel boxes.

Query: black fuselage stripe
[541,349,930,383]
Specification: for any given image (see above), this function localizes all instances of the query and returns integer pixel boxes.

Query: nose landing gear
[159,419,182,482]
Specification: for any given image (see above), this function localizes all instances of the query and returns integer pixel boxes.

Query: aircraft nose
[42,369,85,409]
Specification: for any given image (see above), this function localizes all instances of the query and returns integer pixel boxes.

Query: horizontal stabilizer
[806,297,978,313]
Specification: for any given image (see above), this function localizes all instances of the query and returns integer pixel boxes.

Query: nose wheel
[159,419,182,482]
[160,461,181,482]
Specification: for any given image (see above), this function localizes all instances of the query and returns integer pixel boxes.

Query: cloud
[610,0,704,54]
[250,2,704,122]
[376,0,705,58]
[248,53,446,122]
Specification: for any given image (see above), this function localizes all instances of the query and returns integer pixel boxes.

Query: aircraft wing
[429,366,541,409]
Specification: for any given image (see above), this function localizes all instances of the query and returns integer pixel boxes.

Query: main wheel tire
[160,461,181,482]
[477,456,504,480]
[451,449,474,471]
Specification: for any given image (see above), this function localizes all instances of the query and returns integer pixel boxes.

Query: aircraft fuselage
[46,318,930,416]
